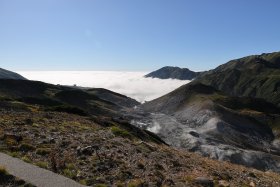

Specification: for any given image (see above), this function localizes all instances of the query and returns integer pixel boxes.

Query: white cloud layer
[17,71,190,103]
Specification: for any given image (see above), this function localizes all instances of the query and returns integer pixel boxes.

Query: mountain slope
[1,80,280,186]
[145,66,202,80]
[0,68,26,80]
[132,83,280,172]
[86,88,139,108]
[195,51,280,107]
[1,104,280,186]
[0,79,139,117]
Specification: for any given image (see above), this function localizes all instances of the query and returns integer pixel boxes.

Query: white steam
[147,121,162,134]
[17,71,190,102]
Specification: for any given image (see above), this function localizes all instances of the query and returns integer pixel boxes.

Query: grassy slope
[0,79,139,118]
[195,51,280,107]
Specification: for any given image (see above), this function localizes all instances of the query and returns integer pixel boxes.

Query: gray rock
[194,177,214,187]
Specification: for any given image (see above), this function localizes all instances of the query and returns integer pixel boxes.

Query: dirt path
[0,152,86,187]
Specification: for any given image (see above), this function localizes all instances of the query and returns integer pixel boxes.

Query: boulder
[194,177,214,187]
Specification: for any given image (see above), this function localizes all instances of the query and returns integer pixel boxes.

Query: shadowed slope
[0,68,26,80]
[0,79,140,117]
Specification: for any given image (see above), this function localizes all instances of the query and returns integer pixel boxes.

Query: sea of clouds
[17,71,190,103]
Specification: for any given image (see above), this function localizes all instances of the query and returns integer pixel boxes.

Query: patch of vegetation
[22,155,32,163]
[63,168,77,179]
[111,126,132,139]
[184,175,194,183]
[19,143,35,152]
[36,148,51,156]
[4,137,18,147]
[0,165,35,186]
[7,151,20,158]
[116,182,125,187]
[128,179,144,187]
[0,166,7,175]
[95,184,108,187]
[36,161,48,169]
[214,96,280,114]
[46,105,88,116]
[65,163,76,170]
[79,179,88,185]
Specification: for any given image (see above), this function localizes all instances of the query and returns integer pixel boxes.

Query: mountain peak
[145,66,202,80]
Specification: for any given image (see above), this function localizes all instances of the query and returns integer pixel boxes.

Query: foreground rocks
[0,110,280,186]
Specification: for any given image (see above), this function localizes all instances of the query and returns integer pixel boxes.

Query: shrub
[116,182,125,187]
[65,163,75,170]
[22,156,32,163]
[0,166,7,175]
[36,148,51,156]
[36,161,48,169]
[5,137,17,147]
[7,152,20,158]
[19,143,35,152]
[79,179,87,185]
[137,161,145,169]
[63,168,77,179]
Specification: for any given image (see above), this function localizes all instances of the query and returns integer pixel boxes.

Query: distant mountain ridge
[195,51,280,107]
[0,68,27,80]
[0,79,139,117]
[145,66,202,80]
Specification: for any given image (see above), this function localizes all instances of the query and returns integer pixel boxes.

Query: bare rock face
[130,81,280,172]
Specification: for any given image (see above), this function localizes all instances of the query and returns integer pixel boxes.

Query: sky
[1,0,280,71]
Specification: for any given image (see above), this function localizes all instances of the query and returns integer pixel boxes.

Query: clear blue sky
[0,0,280,71]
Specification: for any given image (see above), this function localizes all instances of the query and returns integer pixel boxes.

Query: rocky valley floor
[131,83,280,175]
